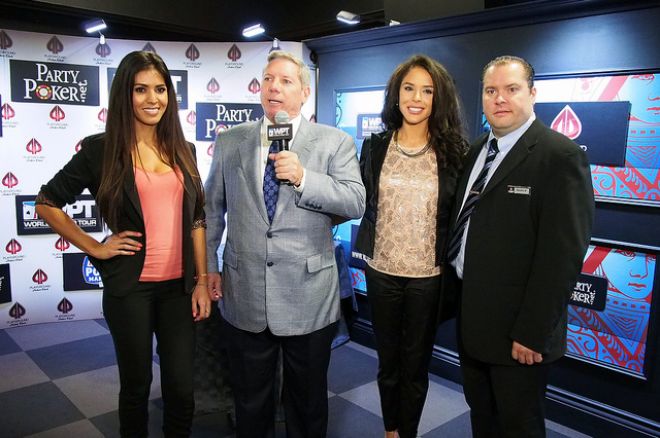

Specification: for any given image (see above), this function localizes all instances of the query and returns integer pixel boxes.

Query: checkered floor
[0,319,590,437]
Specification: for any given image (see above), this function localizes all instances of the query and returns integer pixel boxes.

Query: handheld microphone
[267,111,293,152]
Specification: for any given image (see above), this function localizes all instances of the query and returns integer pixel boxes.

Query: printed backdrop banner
[0,29,315,328]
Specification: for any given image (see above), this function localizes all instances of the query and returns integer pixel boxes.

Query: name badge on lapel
[507,185,531,195]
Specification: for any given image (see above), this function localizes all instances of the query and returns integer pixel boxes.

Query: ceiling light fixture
[336,10,360,25]
[84,19,107,34]
[242,24,266,38]
[270,38,281,53]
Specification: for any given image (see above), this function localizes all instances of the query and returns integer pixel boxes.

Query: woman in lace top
[355,54,467,438]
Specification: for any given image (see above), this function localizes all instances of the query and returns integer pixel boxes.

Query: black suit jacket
[449,119,594,365]
[40,133,204,296]
[355,131,461,321]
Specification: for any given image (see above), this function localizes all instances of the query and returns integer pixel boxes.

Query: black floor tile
[328,344,378,394]
[0,328,21,356]
[26,334,116,379]
[0,381,84,437]
[89,400,163,438]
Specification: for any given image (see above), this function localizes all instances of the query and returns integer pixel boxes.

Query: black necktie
[447,138,499,262]
[263,141,280,223]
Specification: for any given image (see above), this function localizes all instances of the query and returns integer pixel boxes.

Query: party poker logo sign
[196,102,263,141]
[63,253,103,291]
[15,194,102,235]
[10,60,100,106]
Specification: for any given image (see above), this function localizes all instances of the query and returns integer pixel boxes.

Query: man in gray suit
[205,51,365,438]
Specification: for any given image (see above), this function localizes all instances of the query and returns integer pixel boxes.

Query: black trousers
[223,319,338,438]
[103,278,195,438]
[365,265,441,438]
[459,351,549,438]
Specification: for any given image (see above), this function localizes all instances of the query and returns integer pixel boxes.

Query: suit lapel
[237,121,270,224]
[481,120,541,197]
[123,169,143,221]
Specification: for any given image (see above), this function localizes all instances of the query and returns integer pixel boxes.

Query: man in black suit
[446,55,594,437]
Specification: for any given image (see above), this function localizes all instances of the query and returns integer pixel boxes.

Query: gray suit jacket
[205,117,366,336]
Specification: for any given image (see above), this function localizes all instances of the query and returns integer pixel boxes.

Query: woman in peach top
[36,51,209,437]
[356,55,467,438]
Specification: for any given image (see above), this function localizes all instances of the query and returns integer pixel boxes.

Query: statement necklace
[393,130,432,157]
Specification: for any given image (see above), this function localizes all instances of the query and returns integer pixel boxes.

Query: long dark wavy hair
[381,54,467,170]
[97,51,204,231]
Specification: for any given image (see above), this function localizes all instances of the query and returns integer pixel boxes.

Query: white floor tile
[6,320,109,351]
[0,351,49,393]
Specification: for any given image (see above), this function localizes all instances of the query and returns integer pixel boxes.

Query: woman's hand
[192,282,212,321]
[91,231,143,260]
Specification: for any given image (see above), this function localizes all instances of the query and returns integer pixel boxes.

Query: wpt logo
[9,302,26,319]
[248,78,261,94]
[227,44,241,62]
[95,42,111,58]
[46,36,64,55]
[186,44,200,61]
[26,138,42,155]
[6,239,22,255]
[1,103,16,120]
[207,78,220,94]
[551,105,582,140]
[32,268,48,285]
[57,298,73,314]
[2,172,19,189]
[49,105,65,121]
[55,237,70,251]
[0,30,13,50]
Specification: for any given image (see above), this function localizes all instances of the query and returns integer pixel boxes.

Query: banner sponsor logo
[207,143,214,157]
[196,102,263,141]
[75,140,83,153]
[0,264,11,304]
[183,44,201,69]
[570,273,608,311]
[207,78,220,94]
[0,30,16,58]
[248,78,261,95]
[536,102,630,166]
[46,36,64,55]
[32,268,48,285]
[8,302,27,325]
[350,224,366,269]
[10,60,100,106]
[55,237,70,252]
[49,105,65,121]
[23,138,46,163]
[225,44,244,69]
[357,114,383,139]
[2,172,20,191]
[1,103,15,120]
[98,107,107,123]
[15,194,102,235]
[63,253,103,291]
[3,238,24,263]
[95,42,111,58]
[186,110,196,126]
[56,298,74,320]
[143,42,156,53]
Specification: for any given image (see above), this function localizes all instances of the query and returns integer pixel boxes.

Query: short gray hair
[266,50,311,88]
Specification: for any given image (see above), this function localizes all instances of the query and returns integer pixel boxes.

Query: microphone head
[275,111,289,124]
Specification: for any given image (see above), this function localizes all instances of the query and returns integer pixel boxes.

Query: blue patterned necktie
[447,138,499,262]
[263,141,280,223]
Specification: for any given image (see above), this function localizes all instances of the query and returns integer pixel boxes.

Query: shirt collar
[487,112,536,155]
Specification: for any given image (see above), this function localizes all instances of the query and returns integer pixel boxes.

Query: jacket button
[266,231,273,238]
[267,261,274,267]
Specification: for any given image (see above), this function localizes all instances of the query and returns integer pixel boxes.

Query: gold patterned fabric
[368,139,440,277]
